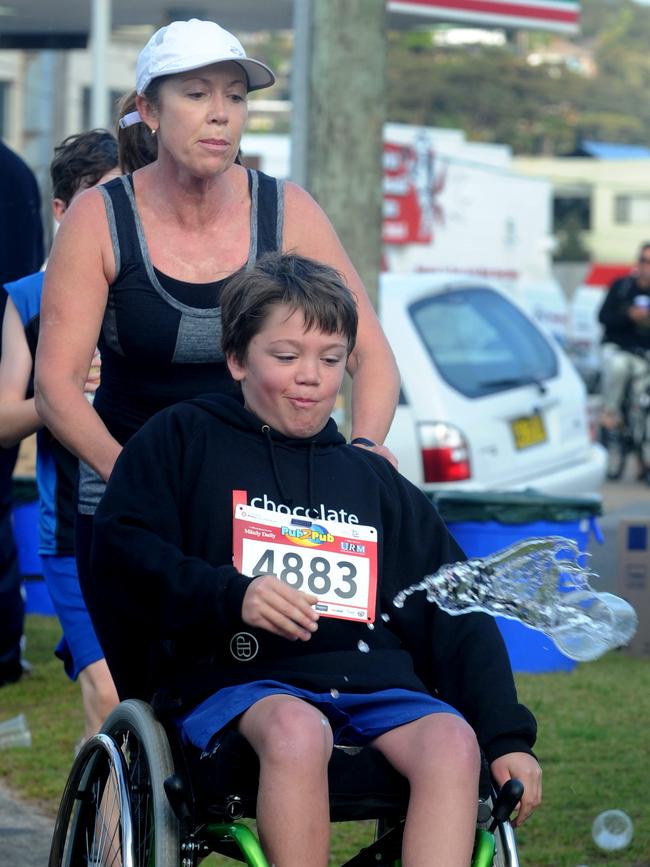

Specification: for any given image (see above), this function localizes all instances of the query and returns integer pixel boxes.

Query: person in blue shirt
[0,131,120,736]
[0,140,44,687]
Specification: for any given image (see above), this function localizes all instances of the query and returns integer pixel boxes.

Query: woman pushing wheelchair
[89,252,541,867]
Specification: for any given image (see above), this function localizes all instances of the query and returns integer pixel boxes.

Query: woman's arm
[0,295,41,448]
[283,182,400,445]
[35,189,121,481]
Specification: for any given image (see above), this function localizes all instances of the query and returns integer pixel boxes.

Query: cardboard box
[617,519,650,659]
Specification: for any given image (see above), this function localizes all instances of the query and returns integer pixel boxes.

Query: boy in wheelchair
[88,252,541,867]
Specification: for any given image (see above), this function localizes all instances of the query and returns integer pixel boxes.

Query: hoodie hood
[189,392,346,449]
[189,393,346,511]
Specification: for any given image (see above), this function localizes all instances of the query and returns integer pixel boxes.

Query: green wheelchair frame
[49,699,522,867]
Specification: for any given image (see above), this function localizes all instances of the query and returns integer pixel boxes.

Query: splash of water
[392,537,637,662]
[357,640,370,653]
[592,810,634,851]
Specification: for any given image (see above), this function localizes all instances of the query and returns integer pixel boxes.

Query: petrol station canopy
[0,0,580,49]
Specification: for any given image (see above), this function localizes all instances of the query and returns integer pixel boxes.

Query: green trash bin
[429,490,603,674]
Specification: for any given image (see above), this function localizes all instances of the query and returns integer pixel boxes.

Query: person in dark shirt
[91,253,541,867]
[0,139,44,286]
[598,242,650,437]
[0,140,44,686]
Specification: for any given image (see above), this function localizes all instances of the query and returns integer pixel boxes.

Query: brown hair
[115,90,157,173]
[50,130,118,206]
[220,252,358,364]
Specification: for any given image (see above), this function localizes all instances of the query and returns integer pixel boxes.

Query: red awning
[583,264,631,288]
[388,0,580,33]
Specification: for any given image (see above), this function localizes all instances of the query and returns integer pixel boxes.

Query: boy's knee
[258,700,333,766]
[418,714,480,775]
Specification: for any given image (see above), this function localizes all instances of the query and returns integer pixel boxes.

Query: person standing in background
[0,286,23,686]
[0,131,120,734]
[0,140,44,686]
[0,139,44,284]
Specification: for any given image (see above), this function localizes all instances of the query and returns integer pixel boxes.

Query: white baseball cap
[135,19,276,95]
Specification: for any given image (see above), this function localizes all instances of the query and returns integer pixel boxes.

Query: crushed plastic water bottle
[592,810,634,851]
[392,537,637,662]
[0,713,32,749]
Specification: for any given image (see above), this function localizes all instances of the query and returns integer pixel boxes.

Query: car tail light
[418,422,471,482]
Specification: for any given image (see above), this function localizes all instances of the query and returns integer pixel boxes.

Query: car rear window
[409,286,558,398]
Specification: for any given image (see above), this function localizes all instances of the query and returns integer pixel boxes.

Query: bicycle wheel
[49,733,134,867]
[101,699,181,867]
[601,426,629,480]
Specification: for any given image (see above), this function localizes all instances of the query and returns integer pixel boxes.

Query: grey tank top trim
[99,188,126,356]
[77,461,106,516]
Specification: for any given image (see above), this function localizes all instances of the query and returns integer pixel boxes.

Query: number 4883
[251,548,357,599]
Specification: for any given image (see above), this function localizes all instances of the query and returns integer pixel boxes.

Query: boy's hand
[84,348,102,394]
[490,752,542,826]
[242,574,319,642]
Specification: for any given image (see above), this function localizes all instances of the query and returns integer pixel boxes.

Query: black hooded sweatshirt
[90,394,536,764]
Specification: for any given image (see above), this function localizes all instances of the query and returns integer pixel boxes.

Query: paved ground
[0,781,54,866]
[589,468,650,595]
[2,473,649,865]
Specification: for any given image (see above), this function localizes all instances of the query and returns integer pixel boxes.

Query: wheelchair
[49,698,523,867]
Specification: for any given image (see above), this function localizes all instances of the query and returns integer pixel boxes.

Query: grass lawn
[1,614,648,866]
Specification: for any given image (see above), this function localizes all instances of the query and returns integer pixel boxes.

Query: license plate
[511,412,547,450]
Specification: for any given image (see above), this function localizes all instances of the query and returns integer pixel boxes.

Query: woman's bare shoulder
[47,186,115,284]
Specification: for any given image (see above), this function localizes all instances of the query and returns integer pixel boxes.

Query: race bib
[233,504,378,623]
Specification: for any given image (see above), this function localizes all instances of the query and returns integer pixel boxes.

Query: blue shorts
[41,554,104,681]
[178,679,463,753]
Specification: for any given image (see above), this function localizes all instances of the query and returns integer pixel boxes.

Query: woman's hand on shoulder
[351,437,398,468]
[490,751,542,826]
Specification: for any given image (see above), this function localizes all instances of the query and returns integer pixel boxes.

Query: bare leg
[371,712,480,867]
[78,659,119,738]
[238,695,333,867]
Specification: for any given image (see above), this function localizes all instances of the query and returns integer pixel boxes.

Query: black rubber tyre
[49,733,133,867]
[101,699,181,867]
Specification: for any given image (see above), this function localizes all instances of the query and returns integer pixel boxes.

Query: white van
[380,273,607,497]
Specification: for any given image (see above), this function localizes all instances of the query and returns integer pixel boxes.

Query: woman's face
[140,61,248,178]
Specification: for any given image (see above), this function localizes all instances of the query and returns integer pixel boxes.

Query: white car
[380,273,607,497]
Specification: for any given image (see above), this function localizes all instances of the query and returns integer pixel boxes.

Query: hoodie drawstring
[261,424,317,516]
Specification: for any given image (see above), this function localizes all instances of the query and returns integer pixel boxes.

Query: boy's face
[227,304,348,439]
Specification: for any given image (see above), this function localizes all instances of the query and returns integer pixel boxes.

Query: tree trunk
[306,0,386,310]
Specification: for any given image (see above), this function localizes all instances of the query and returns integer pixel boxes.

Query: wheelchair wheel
[492,821,520,867]
[49,701,180,867]
[49,732,134,866]
[102,699,181,866]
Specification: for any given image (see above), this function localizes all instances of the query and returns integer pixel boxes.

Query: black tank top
[95,169,284,445]
[78,169,284,515]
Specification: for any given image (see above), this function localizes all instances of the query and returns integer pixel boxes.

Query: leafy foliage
[387,0,650,154]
